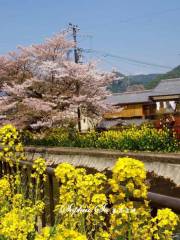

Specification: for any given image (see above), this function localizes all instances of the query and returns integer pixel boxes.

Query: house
[104,90,155,119]
[149,78,180,113]
[99,78,180,131]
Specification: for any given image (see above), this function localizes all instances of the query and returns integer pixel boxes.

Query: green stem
[127,212,132,240]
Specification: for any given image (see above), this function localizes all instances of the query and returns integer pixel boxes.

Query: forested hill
[146,65,180,89]
[109,65,180,93]
[108,73,160,93]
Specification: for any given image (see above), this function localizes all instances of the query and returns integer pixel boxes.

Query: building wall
[143,104,156,117]
[104,104,144,119]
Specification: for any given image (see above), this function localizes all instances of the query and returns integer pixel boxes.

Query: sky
[0,0,180,75]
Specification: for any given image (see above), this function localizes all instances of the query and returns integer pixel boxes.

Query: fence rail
[0,159,57,226]
[0,158,180,227]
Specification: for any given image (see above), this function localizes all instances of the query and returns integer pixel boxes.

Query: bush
[96,125,179,152]
[25,125,179,152]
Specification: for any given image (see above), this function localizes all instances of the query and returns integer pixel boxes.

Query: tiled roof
[106,90,152,105]
[151,78,180,96]
[106,78,180,106]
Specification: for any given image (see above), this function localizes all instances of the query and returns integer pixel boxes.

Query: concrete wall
[25,147,180,185]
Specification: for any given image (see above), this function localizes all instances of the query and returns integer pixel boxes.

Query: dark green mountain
[109,65,180,93]
[125,74,160,88]
[109,73,159,93]
[146,65,180,89]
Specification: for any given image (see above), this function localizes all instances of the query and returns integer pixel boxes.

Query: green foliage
[108,72,159,93]
[25,125,179,152]
[33,128,72,147]
[109,65,180,93]
[146,65,180,89]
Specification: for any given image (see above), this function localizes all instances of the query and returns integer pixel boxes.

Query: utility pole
[70,23,79,64]
[69,23,81,132]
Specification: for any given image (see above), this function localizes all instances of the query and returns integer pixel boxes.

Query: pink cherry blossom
[0,28,116,129]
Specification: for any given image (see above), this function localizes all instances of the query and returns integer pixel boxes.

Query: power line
[84,48,172,70]
[98,57,134,75]
[93,51,158,72]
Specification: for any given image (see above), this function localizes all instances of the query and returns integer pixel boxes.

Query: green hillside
[125,74,159,88]
[146,65,180,89]
[109,65,180,93]
[109,73,159,93]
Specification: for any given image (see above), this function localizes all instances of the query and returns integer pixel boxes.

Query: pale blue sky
[0,0,180,74]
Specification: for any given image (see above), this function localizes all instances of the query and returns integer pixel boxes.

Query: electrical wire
[84,48,172,70]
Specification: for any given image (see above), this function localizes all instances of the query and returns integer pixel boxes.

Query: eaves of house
[106,78,180,106]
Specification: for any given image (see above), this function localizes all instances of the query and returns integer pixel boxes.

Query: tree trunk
[77,106,81,132]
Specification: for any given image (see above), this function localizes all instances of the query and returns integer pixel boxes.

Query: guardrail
[0,158,180,227]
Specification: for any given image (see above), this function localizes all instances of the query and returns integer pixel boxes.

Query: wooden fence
[0,159,57,226]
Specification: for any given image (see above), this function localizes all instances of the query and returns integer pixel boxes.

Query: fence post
[48,173,55,225]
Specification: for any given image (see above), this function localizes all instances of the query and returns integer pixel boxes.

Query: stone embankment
[25,146,180,185]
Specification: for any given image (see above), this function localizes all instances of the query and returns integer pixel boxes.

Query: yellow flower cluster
[108,157,179,239]
[109,157,148,202]
[0,177,11,216]
[95,124,179,152]
[0,125,179,240]
[31,157,47,181]
[0,195,36,240]
[0,190,45,240]
[110,201,152,240]
[94,229,110,240]
[35,224,87,240]
[151,208,179,240]
[0,124,19,146]
[0,125,48,240]
[29,124,179,152]
[0,177,11,201]
[55,163,108,239]
[0,124,25,167]
[55,162,79,184]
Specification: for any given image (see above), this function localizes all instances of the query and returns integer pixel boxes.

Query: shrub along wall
[24,125,180,152]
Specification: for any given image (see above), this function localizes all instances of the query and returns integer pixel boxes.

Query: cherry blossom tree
[0,29,115,130]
